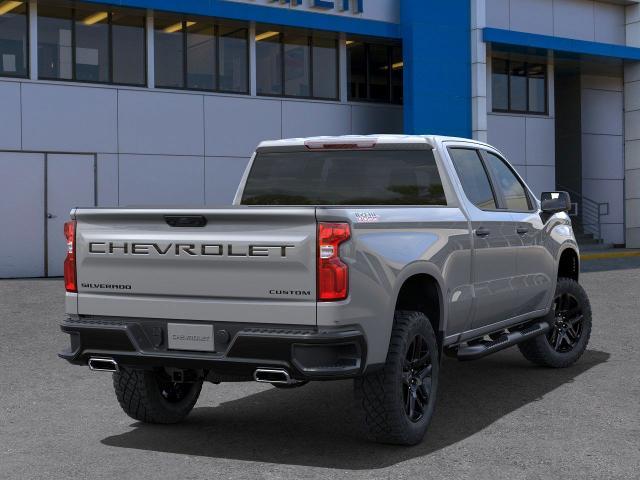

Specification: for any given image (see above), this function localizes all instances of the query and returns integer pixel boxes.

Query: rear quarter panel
[316,206,473,366]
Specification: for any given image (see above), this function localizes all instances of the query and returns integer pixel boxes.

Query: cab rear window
[241,150,447,206]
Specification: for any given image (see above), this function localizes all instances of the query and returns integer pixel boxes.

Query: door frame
[44,151,98,276]
[0,149,98,277]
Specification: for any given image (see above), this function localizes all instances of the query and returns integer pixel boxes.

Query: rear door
[74,208,317,325]
[447,146,519,330]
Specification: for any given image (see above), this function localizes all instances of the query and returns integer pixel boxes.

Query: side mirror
[540,191,571,214]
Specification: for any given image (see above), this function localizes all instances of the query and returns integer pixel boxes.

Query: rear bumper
[59,316,367,381]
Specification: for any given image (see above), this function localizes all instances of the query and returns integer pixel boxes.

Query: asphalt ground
[1,257,639,480]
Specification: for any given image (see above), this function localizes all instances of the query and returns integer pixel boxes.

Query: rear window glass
[241,150,447,206]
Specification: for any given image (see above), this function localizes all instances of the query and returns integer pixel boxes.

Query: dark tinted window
[347,39,402,104]
[38,5,73,80]
[0,1,28,78]
[75,6,110,83]
[241,150,446,206]
[219,24,248,93]
[492,57,547,114]
[186,22,216,90]
[482,151,530,211]
[154,16,185,88]
[491,58,508,111]
[449,148,497,210]
[255,29,282,95]
[111,13,145,85]
[312,36,338,99]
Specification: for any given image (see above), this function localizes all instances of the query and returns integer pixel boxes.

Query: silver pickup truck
[59,135,591,445]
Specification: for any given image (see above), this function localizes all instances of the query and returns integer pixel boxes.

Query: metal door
[46,154,96,276]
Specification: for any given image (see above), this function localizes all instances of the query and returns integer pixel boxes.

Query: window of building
[38,2,145,86]
[155,14,248,93]
[448,148,498,210]
[347,39,403,104]
[0,1,28,78]
[256,26,338,100]
[492,57,547,114]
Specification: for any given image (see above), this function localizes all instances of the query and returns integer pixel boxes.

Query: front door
[46,154,95,276]
[479,150,556,315]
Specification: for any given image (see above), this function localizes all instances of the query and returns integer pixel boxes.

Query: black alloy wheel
[402,334,433,423]
[548,291,584,353]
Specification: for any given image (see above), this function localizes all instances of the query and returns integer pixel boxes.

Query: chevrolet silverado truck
[59,135,591,445]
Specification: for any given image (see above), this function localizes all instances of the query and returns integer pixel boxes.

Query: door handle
[47,213,57,219]
[475,227,491,237]
[516,226,529,235]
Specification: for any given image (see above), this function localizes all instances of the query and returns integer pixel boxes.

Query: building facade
[0,0,638,278]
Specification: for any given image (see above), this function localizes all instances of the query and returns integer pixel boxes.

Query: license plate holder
[167,323,214,352]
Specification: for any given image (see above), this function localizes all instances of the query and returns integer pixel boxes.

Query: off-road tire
[354,310,439,445]
[113,368,203,424]
[518,277,592,368]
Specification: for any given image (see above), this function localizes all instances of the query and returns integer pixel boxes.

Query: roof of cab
[255,134,490,150]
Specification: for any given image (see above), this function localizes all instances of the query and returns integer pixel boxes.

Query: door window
[482,151,531,211]
[448,148,498,210]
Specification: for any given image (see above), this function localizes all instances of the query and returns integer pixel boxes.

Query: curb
[580,251,640,261]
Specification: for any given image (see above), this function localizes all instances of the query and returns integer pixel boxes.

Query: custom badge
[355,212,380,223]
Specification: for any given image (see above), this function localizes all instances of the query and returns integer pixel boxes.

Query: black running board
[455,321,551,361]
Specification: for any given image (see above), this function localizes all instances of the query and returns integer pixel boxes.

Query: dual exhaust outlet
[88,357,118,372]
[88,359,294,385]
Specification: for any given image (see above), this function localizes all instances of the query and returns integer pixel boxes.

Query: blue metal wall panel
[484,28,640,61]
[401,0,471,137]
[81,0,401,38]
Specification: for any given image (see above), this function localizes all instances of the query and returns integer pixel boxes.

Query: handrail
[557,185,609,242]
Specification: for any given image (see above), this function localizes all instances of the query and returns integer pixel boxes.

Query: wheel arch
[390,263,446,352]
[558,246,580,281]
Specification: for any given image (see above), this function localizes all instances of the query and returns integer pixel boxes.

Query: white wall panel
[553,0,595,41]
[625,169,640,202]
[486,0,510,28]
[282,101,351,138]
[582,75,622,92]
[581,134,624,180]
[22,83,117,153]
[205,157,250,206]
[525,165,555,198]
[351,105,402,135]
[594,2,625,45]
[525,117,555,166]
[509,0,553,35]
[627,199,640,229]
[581,89,623,135]
[118,154,204,206]
[118,90,204,156]
[599,224,624,245]
[487,114,526,165]
[0,81,21,150]
[204,96,281,157]
[583,178,624,224]
[0,152,44,278]
[625,139,640,171]
[97,154,119,207]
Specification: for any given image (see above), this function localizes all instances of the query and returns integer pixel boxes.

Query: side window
[482,151,531,211]
[448,148,498,210]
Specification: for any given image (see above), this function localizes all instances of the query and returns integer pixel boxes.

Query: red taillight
[317,222,351,301]
[64,220,77,292]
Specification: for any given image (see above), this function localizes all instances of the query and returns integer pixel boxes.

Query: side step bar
[455,321,551,361]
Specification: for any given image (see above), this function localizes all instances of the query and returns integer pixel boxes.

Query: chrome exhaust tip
[88,357,118,372]
[254,368,293,385]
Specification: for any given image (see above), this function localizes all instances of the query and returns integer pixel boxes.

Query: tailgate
[73,208,317,325]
